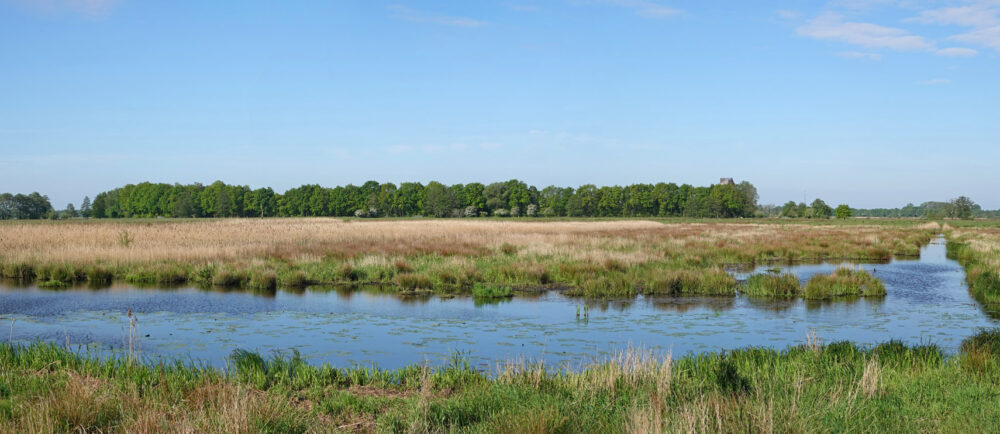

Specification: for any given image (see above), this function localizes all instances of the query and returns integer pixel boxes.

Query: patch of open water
[0,237,996,369]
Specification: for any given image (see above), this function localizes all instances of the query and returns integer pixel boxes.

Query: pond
[0,237,996,370]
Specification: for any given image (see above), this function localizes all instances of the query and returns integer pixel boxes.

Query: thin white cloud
[797,13,933,51]
[936,46,979,56]
[910,4,1000,28]
[951,25,1000,50]
[584,0,682,19]
[917,78,951,85]
[910,2,1000,52]
[837,51,883,60]
[387,4,487,28]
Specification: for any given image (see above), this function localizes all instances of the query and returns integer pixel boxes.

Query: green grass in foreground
[1,330,999,432]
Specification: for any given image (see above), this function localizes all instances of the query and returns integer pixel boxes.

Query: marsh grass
[471,283,513,299]
[0,219,940,297]
[1,329,999,432]
[740,273,801,298]
[803,267,886,300]
[947,238,1000,309]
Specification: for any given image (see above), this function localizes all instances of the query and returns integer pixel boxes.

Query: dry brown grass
[0,219,934,270]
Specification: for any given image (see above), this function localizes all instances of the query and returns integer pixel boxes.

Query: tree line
[81,179,760,219]
[0,192,54,220]
[852,197,987,220]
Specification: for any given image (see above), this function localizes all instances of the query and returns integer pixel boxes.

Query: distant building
[719,177,735,186]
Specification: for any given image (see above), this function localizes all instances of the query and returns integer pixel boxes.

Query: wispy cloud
[581,0,682,19]
[936,46,978,57]
[909,4,1000,28]
[797,13,933,51]
[952,26,1000,50]
[387,4,487,28]
[837,51,883,60]
[909,2,1000,52]
[918,78,951,85]
[797,12,981,57]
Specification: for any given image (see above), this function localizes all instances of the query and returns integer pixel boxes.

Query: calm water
[1,237,996,369]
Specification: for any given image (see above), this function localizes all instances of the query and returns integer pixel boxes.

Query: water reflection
[0,237,996,369]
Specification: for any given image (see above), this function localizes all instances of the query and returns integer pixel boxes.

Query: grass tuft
[803,267,885,299]
[740,273,800,298]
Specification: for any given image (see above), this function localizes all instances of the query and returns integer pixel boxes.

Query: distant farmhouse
[718,177,735,186]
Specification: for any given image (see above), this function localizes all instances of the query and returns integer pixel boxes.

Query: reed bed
[1,330,998,432]
[0,219,937,296]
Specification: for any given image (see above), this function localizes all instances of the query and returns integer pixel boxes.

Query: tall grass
[1,329,999,432]
[803,267,886,300]
[740,273,801,298]
[0,219,939,298]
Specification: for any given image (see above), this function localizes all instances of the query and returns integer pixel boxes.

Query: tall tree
[423,181,457,217]
[80,196,92,218]
[949,196,975,220]
[835,204,852,219]
[810,199,833,219]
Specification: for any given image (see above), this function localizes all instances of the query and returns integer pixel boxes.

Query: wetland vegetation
[3,217,1000,432]
[1,330,999,432]
[0,218,939,298]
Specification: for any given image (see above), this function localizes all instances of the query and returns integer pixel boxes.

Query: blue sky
[1,0,998,209]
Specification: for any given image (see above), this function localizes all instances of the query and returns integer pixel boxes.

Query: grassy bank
[946,226,1000,311]
[1,330,998,432]
[0,219,938,297]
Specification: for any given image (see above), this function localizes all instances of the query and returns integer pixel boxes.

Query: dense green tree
[394,182,424,216]
[84,179,774,219]
[461,183,486,211]
[810,199,833,219]
[597,186,624,217]
[423,181,457,217]
[483,182,508,212]
[835,204,852,219]
[781,201,798,218]
[949,196,975,220]
[0,192,53,219]
[245,188,277,217]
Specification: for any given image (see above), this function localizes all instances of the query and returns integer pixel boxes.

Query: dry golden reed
[0,219,933,268]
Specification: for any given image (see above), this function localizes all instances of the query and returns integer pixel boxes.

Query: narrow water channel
[0,237,995,369]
